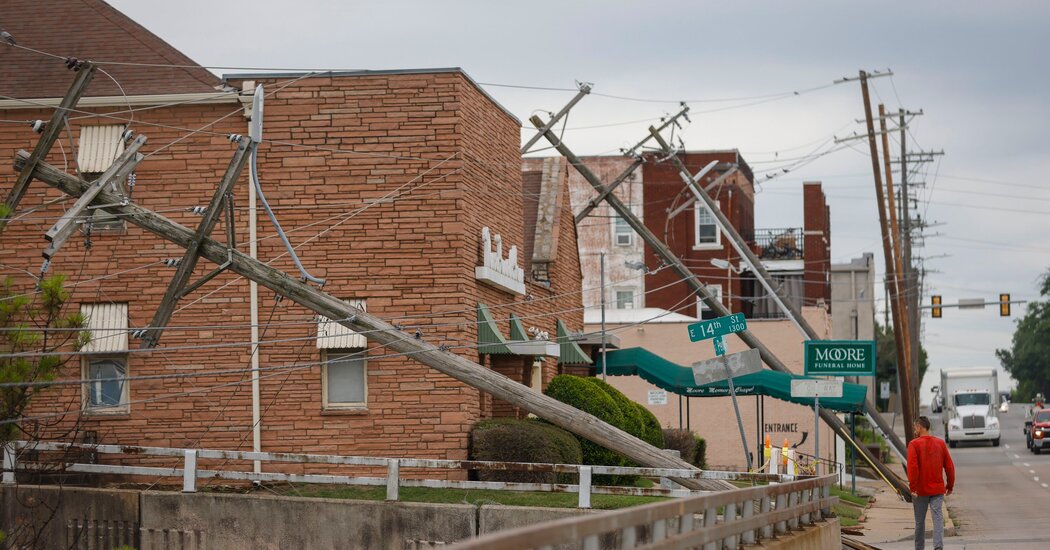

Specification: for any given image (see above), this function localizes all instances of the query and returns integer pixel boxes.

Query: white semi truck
[940,368,1000,448]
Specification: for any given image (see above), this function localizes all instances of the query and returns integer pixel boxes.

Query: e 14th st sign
[804,340,876,376]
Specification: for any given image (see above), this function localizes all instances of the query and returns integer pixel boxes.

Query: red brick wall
[641,151,755,317]
[1,69,585,476]
[803,182,831,307]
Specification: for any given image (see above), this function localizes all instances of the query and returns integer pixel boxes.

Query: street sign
[647,389,668,405]
[691,348,762,386]
[790,379,844,398]
[880,381,890,400]
[804,340,876,376]
[687,313,747,342]
[713,335,727,356]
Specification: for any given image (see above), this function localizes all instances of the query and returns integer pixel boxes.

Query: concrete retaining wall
[1,485,839,549]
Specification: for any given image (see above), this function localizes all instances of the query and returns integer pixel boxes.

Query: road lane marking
[1014,454,1021,459]
[1024,462,1030,467]
[1043,483,1049,489]
[1030,470,1036,474]
[1005,444,1010,449]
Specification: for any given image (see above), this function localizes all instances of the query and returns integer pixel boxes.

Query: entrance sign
[647,389,668,405]
[804,340,876,376]
[790,379,844,398]
[692,348,762,386]
[688,313,747,342]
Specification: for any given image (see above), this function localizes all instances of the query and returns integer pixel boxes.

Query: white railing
[447,474,838,549]
[3,441,794,509]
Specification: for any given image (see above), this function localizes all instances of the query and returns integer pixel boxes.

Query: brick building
[1,1,590,470]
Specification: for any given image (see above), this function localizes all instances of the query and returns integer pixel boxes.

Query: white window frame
[613,213,634,247]
[693,200,721,250]
[322,349,368,410]
[82,355,130,414]
[78,125,130,233]
[697,284,724,317]
[615,289,636,310]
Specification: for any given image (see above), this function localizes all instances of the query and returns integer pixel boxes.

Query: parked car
[1028,409,1050,454]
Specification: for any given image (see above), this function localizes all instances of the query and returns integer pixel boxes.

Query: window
[697,284,723,320]
[84,357,128,411]
[613,214,633,246]
[78,125,130,233]
[694,201,721,248]
[323,349,367,409]
[615,290,635,310]
[80,303,130,413]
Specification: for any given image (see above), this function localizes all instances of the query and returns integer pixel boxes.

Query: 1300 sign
[687,313,747,342]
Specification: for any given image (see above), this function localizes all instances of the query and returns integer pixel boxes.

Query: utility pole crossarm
[15,150,737,492]
[574,158,644,223]
[139,137,256,349]
[3,63,97,225]
[43,134,148,260]
[520,83,591,155]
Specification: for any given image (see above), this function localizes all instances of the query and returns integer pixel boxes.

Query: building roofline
[221,67,520,125]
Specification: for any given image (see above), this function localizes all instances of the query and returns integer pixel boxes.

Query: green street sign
[804,340,876,376]
[687,313,747,342]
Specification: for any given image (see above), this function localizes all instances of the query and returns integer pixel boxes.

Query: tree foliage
[996,269,1050,401]
[874,321,929,385]
[1,275,86,445]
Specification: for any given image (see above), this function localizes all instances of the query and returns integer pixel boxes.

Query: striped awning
[317,300,366,349]
[477,303,513,355]
[556,320,592,366]
[77,125,126,174]
[80,303,129,353]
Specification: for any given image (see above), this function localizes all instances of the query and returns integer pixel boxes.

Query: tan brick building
[1,1,590,472]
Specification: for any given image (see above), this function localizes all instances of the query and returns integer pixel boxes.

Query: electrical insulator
[30,120,46,133]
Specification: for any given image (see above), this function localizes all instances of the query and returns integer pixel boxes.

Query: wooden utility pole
[2,62,96,230]
[528,115,913,500]
[900,109,922,407]
[879,103,916,429]
[860,73,915,442]
[14,151,736,492]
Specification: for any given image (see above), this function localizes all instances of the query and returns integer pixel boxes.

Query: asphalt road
[919,403,1049,548]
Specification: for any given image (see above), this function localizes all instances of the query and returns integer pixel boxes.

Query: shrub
[692,436,707,469]
[470,418,582,484]
[661,429,696,464]
[545,375,628,475]
[635,404,665,449]
[583,378,643,437]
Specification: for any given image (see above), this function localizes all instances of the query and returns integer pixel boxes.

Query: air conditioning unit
[615,233,633,246]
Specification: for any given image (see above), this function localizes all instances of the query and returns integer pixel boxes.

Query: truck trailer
[940,368,1000,447]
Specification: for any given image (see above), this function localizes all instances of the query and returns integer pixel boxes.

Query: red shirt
[907,434,956,496]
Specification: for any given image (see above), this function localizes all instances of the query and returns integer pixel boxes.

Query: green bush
[661,429,696,464]
[635,404,665,448]
[470,418,582,484]
[692,436,707,469]
[583,378,643,437]
[545,375,628,476]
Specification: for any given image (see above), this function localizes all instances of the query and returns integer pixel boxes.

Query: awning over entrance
[596,347,867,413]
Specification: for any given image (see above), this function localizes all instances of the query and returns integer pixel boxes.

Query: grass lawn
[831,486,871,507]
[288,484,669,510]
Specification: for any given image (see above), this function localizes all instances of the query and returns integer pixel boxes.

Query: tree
[996,269,1050,402]
[874,322,929,411]
[1,274,86,446]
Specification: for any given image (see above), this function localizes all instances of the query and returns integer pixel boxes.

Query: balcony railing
[755,227,804,260]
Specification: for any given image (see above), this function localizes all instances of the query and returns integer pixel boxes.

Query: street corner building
[0,0,591,479]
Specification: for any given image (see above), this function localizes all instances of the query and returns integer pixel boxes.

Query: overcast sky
[110,0,1050,398]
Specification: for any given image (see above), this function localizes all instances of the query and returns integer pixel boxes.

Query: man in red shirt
[907,416,956,550]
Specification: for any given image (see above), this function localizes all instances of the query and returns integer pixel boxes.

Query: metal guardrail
[3,441,796,509]
[754,227,804,260]
[447,474,837,549]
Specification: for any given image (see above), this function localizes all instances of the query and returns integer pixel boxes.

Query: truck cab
[944,389,1001,447]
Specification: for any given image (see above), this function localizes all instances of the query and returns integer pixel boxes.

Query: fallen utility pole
[520,82,591,154]
[2,62,96,230]
[859,73,916,443]
[528,115,913,500]
[13,151,734,493]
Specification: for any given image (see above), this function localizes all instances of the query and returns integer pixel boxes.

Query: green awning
[477,303,514,355]
[509,313,529,341]
[596,347,867,413]
[557,320,593,366]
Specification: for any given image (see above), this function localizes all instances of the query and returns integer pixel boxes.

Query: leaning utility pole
[14,151,737,493]
[859,73,916,442]
[899,109,921,407]
[528,115,913,500]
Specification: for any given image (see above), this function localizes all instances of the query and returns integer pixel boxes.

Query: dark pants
[913,494,944,550]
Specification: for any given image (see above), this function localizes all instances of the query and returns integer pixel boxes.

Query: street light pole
[600,251,607,381]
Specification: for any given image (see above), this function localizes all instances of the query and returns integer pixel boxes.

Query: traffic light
[931,295,942,318]
[1000,293,1011,317]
